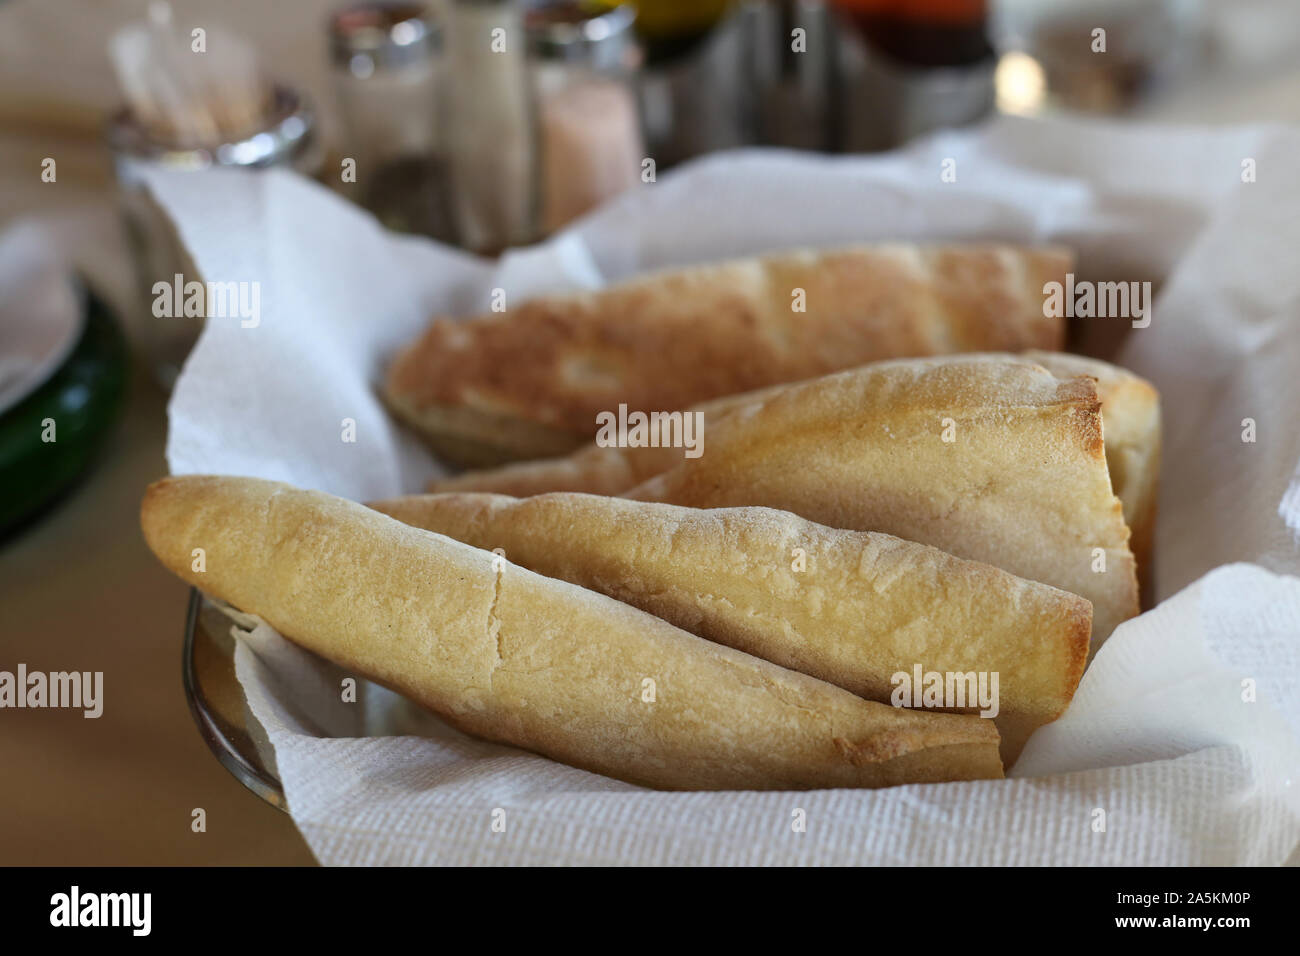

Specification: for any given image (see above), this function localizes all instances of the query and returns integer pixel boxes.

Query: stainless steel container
[833,5,996,153]
[636,5,755,168]
[837,42,995,152]
[751,0,835,151]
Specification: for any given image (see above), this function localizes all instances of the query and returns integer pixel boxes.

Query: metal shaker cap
[524,1,637,70]
[329,2,441,77]
[108,85,318,171]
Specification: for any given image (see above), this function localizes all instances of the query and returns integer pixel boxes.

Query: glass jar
[329,2,455,241]
[525,1,644,234]
[445,0,539,253]
[108,85,321,390]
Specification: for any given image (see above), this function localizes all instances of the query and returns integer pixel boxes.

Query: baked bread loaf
[424,379,804,496]
[622,355,1140,648]
[387,243,1072,466]
[425,353,1154,514]
[423,435,683,498]
[1024,351,1160,588]
[370,491,1092,763]
[141,475,1004,790]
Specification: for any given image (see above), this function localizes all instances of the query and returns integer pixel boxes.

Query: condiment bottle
[833,0,996,152]
[445,0,540,254]
[329,2,454,241]
[526,1,644,234]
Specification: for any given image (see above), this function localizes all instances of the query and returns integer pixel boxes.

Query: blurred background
[2,0,1300,865]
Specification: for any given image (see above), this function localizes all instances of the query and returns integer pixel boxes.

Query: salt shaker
[526,1,643,234]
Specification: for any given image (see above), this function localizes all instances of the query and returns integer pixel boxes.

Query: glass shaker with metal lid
[525,1,644,234]
[329,2,455,241]
[444,0,538,253]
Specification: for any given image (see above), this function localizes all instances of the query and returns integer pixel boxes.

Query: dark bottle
[832,0,997,152]
[837,0,993,67]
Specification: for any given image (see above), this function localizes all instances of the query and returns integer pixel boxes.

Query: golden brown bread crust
[385,390,586,468]
[622,355,1140,648]
[423,385,777,495]
[426,351,1155,515]
[389,243,1072,464]
[426,434,686,497]
[141,475,1003,790]
[371,491,1092,764]
[1023,351,1161,591]
[421,354,1146,641]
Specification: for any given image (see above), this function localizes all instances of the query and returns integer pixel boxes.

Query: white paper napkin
[146,114,1300,865]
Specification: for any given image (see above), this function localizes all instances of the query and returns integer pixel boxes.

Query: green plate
[0,286,128,537]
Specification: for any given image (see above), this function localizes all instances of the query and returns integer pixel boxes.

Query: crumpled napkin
[147,113,1300,865]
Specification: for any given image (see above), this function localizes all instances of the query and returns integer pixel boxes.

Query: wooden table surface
[0,363,316,865]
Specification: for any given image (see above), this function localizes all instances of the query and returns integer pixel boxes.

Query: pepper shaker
[329,2,455,241]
